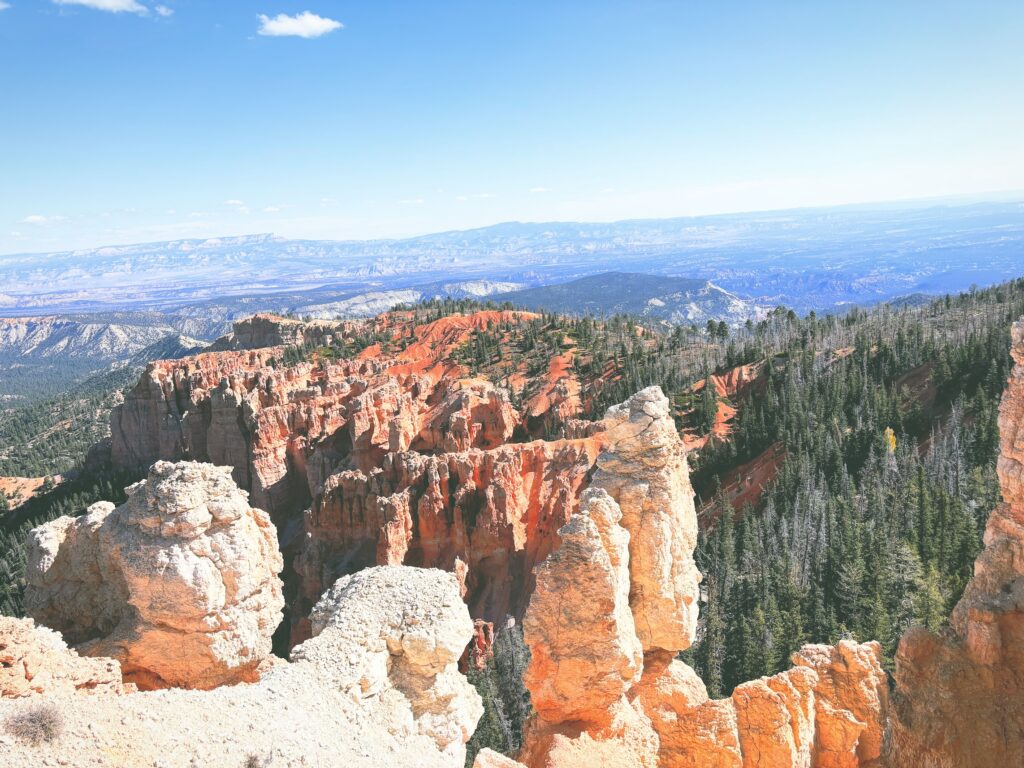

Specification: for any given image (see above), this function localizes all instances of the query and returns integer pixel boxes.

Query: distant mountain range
[1,199,1021,319]
[494,273,763,326]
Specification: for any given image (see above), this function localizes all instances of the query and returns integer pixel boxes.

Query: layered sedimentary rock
[0,617,127,698]
[793,642,888,768]
[0,566,482,768]
[209,312,343,351]
[24,461,283,690]
[888,320,1024,767]
[518,387,888,768]
[110,311,543,518]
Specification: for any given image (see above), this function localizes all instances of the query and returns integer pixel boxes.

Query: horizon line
[3,187,1023,260]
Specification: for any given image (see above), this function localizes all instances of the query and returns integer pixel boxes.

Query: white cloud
[263,205,282,213]
[224,199,251,215]
[22,215,52,224]
[0,3,11,12]
[530,187,549,194]
[398,198,424,205]
[52,0,148,14]
[257,11,342,39]
[155,4,172,16]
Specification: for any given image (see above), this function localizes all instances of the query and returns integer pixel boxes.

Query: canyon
[0,310,1022,765]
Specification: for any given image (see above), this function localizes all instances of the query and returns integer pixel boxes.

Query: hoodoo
[516,387,889,768]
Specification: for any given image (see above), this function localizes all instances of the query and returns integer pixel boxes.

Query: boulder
[25,461,284,690]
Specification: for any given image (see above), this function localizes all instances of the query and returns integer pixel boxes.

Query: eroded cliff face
[888,321,1024,768]
[109,311,546,518]
[594,387,701,653]
[1,565,482,768]
[293,434,603,642]
[24,461,284,690]
[517,389,888,768]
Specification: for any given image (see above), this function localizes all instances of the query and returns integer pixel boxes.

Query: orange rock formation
[517,390,888,768]
[111,312,554,513]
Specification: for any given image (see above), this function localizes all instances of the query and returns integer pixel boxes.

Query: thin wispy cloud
[22,214,66,225]
[257,11,342,39]
[399,198,424,205]
[0,3,11,12]
[454,193,497,202]
[53,0,149,14]
[154,4,171,16]
[224,199,251,215]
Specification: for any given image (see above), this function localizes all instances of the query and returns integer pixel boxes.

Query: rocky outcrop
[0,566,482,767]
[888,320,1024,767]
[793,642,888,768]
[209,312,342,351]
[464,619,496,671]
[518,388,887,768]
[0,617,127,698]
[107,310,603,651]
[475,748,528,768]
[295,566,483,756]
[24,461,283,690]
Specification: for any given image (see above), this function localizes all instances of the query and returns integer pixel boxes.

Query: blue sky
[1,0,1022,254]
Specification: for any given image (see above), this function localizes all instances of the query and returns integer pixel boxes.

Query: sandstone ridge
[108,311,597,644]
